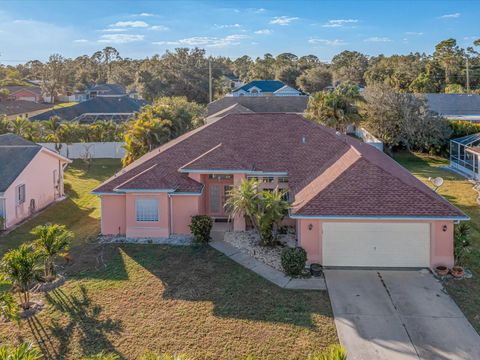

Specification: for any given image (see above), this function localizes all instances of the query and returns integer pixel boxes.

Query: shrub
[281,247,307,276]
[454,222,471,265]
[308,345,347,360]
[0,342,42,360]
[189,215,213,243]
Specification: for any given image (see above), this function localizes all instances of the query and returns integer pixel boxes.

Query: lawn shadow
[44,285,124,360]
[66,243,129,282]
[67,159,121,182]
[119,244,333,329]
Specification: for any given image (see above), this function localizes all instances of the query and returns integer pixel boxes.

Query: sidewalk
[209,239,326,290]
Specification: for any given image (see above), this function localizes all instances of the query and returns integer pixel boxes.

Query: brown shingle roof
[94,113,466,219]
[207,96,308,116]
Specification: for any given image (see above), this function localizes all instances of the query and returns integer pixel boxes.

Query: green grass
[0,159,121,254]
[0,159,338,359]
[395,151,480,332]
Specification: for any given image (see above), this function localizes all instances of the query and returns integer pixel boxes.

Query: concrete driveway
[324,269,480,360]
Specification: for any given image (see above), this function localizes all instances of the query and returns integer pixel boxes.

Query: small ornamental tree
[31,223,73,279]
[0,244,42,309]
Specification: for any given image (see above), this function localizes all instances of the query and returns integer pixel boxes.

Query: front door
[206,175,233,217]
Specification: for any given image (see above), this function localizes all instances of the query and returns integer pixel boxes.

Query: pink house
[6,86,43,103]
[0,134,71,229]
[93,113,468,269]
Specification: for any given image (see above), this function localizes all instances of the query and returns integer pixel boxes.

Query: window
[16,184,26,205]
[281,191,290,202]
[208,174,232,180]
[278,177,288,183]
[135,199,159,222]
[260,177,274,183]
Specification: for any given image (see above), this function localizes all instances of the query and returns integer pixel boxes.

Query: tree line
[1,37,480,104]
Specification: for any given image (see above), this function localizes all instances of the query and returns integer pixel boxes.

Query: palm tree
[31,223,73,279]
[9,117,31,139]
[0,342,42,360]
[0,291,19,323]
[224,178,261,233]
[0,244,41,309]
[257,189,289,245]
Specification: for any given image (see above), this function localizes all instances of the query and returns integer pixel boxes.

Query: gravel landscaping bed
[224,230,296,271]
[99,234,193,245]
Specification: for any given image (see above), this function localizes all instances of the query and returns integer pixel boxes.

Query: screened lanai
[450,133,480,179]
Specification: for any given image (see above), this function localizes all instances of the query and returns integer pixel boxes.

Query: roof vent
[301,135,306,144]
[335,131,341,136]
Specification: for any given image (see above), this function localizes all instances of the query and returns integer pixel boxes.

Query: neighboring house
[86,84,126,99]
[449,133,480,179]
[5,86,44,103]
[222,74,244,90]
[230,80,304,97]
[0,134,71,230]
[93,113,467,269]
[426,93,480,122]
[30,96,147,123]
[207,95,309,121]
[0,100,53,120]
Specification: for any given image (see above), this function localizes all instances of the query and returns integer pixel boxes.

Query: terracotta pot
[435,265,449,277]
[451,266,465,278]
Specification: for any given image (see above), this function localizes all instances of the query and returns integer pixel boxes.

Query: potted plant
[435,265,449,277]
[451,266,465,278]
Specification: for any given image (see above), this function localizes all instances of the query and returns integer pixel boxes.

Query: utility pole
[466,57,470,93]
[208,59,213,103]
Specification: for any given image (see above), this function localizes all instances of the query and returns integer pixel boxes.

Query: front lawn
[0,244,337,359]
[395,151,480,333]
[0,159,338,359]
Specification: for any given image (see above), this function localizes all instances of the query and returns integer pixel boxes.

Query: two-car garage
[322,222,431,268]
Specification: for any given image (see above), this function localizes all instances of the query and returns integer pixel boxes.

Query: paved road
[324,269,480,360]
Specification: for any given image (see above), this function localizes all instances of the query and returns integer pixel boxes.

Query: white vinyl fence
[39,142,126,159]
[354,128,384,151]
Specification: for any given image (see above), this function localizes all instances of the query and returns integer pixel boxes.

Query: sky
[0,0,478,64]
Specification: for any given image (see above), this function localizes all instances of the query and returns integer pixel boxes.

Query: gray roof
[4,86,42,95]
[87,84,126,95]
[30,96,147,122]
[207,96,309,116]
[425,94,480,116]
[0,100,52,116]
[0,134,41,192]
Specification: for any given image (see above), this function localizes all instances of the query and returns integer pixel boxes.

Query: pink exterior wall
[100,195,126,235]
[297,218,455,269]
[11,89,41,102]
[3,149,68,228]
[125,193,170,238]
[171,195,201,234]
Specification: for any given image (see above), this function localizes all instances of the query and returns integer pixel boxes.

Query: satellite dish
[428,177,444,191]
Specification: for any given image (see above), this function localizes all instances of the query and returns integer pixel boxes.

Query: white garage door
[323,222,430,267]
[18,96,36,102]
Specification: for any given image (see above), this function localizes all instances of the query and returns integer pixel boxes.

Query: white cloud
[254,29,272,35]
[269,16,299,26]
[439,13,460,19]
[110,21,149,28]
[254,8,266,13]
[322,19,358,28]
[214,23,241,29]
[73,39,88,43]
[98,34,144,43]
[153,34,248,48]
[150,25,169,31]
[308,38,346,46]
[405,31,424,36]
[364,36,392,42]
[137,13,154,17]
[100,28,127,32]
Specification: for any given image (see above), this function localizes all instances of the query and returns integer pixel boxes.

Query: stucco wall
[297,218,455,269]
[100,195,126,235]
[171,195,200,234]
[3,149,67,228]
